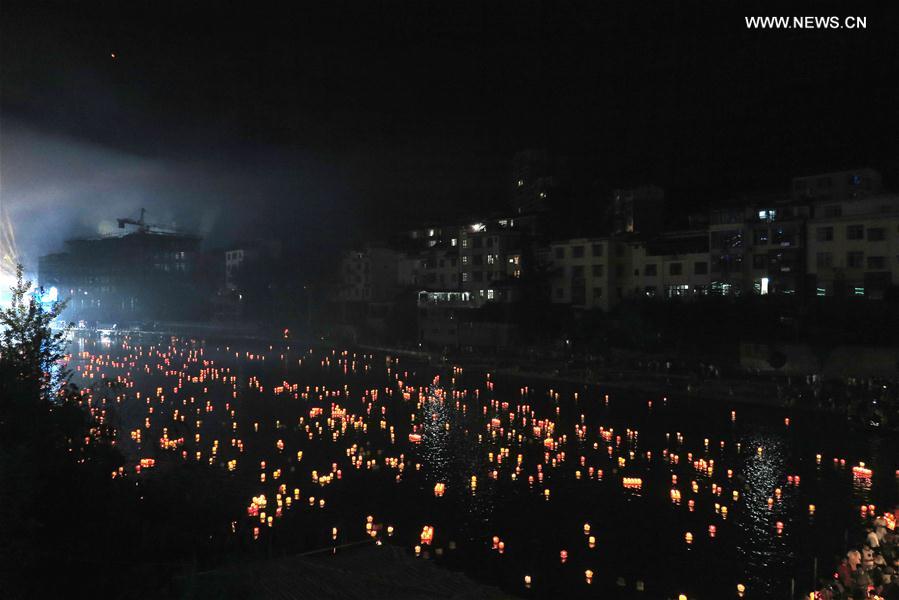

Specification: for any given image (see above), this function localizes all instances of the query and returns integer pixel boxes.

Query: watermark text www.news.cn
[745,16,866,29]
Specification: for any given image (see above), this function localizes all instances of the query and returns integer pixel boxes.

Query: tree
[0,264,71,403]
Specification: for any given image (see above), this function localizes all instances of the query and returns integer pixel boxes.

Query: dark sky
[2,1,897,271]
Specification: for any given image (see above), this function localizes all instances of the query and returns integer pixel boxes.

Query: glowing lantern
[684,532,693,544]
[420,525,434,545]
[585,569,593,584]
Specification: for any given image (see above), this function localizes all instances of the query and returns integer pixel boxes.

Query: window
[867,256,886,269]
[486,254,496,265]
[486,237,494,248]
[867,228,886,241]
[666,284,690,297]
[753,228,769,244]
[846,225,864,240]
[753,254,767,269]
[772,226,796,246]
[572,266,585,278]
[816,226,833,242]
[451,238,457,247]
[592,287,602,299]
[710,230,743,250]
[615,265,623,277]
[591,243,603,257]
[461,238,469,248]
[644,264,657,276]
[694,262,708,275]
[592,264,605,277]
[643,286,656,297]
[847,251,864,268]
[572,246,585,258]
[554,247,565,259]
[461,256,470,265]
[461,272,470,282]
[816,252,832,268]
[822,205,842,218]
[555,287,563,299]
[472,255,483,266]
[616,244,625,257]
[758,209,776,222]
[487,289,495,300]
[473,271,483,282]
[473,237,483,248]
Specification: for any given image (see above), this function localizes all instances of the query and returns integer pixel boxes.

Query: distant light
[111,52,117,59]
[760,277,769,295]
[42,286,58,303]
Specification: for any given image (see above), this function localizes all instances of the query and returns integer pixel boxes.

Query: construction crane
[117,207,148,232]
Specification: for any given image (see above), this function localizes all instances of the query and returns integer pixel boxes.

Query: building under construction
[38,210,204,323]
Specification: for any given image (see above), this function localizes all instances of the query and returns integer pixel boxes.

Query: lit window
[487,289,495,300]
[451,238,458,246]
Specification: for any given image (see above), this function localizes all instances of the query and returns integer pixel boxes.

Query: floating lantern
[585,569,593,584]
[420,525,434,545]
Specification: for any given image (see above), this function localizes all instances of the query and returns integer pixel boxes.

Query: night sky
[2,1,897,272]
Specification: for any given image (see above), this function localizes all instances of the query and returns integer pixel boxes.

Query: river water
[72,334,898,599]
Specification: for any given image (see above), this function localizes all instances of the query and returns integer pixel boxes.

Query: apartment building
[630,231,710,299]
[549,237,628,311]
[549,230,710,311]
[806,193,899,298]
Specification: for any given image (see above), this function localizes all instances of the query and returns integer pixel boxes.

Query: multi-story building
[458,218,523,304]
[629,230,710,299]
[611,185,665,236]
[708,195,811,296]
[791,168,882,203]
[549,237,619,311]
[549,230,710,311]
[38,228,202,322]
[806,193,899,299]
[338,246,408,304]
[224,239,282,290]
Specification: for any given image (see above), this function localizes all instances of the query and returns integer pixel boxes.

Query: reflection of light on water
[420,382,452,482]
[736,433,793,597]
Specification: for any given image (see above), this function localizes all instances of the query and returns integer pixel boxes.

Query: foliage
[0,264,71,402]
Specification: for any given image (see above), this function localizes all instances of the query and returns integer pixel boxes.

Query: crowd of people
[815,512,899,599]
